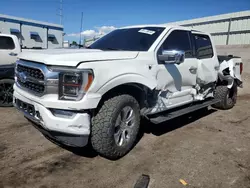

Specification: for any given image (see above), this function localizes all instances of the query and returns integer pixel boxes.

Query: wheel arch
[97,82,153,111]
[95,74,156,109]
[0,64,15,80]
[96,74,156,94]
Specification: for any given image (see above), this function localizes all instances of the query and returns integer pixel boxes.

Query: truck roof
[0,33,17,38]
[121,24,208,35]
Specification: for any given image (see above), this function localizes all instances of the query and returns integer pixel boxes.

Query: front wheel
[0,79,14,107]
[91,94,140,160]
[212,83,238,110]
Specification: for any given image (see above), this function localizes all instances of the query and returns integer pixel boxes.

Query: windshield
[90,27,165,51]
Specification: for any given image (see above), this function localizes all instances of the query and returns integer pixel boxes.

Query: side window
[193,34,213,59]
[0,36,15,50]
[160,30,193,58]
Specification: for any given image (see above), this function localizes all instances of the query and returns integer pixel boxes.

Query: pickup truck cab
[13,25,243,159]
[0,34,21,106]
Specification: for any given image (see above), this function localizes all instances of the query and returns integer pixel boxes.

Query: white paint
[13,90,91,135]
[18,49,139,66]
[0,34,20,65]
[218,58,243,88]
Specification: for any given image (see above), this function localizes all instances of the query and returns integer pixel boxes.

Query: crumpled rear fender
[218,59,243,89]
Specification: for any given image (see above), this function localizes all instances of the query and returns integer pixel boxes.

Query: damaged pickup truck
[13,25,243,159]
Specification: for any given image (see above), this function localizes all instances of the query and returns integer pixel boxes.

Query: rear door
[0,35,20,66]
[191,32,219,86]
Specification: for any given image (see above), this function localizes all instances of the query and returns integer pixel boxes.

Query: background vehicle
[13,25,243,159]
[0,34,47,107]
[0,34,20,107]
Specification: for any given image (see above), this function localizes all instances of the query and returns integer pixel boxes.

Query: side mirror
[158,50,185,64]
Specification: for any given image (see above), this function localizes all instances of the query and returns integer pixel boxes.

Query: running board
[147,99,220,124]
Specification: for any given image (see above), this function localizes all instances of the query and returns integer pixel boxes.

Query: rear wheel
[91,94,140,160]
[212,83,237,110]
[0,79,14,107]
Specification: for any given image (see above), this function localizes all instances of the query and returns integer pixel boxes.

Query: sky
[0,0,249,42]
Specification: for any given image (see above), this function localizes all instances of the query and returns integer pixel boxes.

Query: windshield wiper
[100,47,123,51]
[87,46,123,51]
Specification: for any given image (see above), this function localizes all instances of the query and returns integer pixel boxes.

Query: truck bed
[217,55,241,63]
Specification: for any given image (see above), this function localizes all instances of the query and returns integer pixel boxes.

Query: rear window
[0,36,15,50]
[193,34,213,59]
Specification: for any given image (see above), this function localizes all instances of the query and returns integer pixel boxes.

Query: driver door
[155,29,198,108]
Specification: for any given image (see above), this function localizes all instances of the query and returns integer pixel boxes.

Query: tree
[71,41,78,46]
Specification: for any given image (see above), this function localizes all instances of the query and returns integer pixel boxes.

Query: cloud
[97,26,116,35]
[67,26,117,39]
[81,30,97,38]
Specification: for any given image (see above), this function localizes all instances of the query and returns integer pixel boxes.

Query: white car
[13,25,243,159]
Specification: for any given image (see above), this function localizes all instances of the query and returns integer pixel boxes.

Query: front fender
[96,73,157,95]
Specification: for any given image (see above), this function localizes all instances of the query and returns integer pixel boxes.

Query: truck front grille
[17,79,45,93]
[16,64,45,94]
[17,64,44,80]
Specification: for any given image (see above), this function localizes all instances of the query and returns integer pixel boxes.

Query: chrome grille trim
[15,60,59,96]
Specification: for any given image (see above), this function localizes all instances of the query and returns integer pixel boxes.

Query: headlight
[58,70,94,101]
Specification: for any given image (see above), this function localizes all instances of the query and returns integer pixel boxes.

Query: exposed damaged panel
[196,60,218,86]
[218,57,243,88]
[146,88,195,114]
[155,60,197,92]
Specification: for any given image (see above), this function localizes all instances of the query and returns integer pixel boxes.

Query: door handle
[189,66,197,74]
[9,52,18,56]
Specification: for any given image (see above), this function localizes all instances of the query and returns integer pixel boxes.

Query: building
[165,10,250,45]
[0,14,64,49]
[63,40,70,48]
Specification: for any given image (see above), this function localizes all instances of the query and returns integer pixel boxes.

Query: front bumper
[13,90,91,147]
[28,119,89,147]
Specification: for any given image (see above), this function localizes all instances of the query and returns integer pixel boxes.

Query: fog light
[50,109,76,118]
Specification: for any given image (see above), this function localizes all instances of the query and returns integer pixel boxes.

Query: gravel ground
[0,46,250,188]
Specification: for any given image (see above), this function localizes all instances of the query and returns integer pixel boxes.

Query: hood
[19,48,139,67]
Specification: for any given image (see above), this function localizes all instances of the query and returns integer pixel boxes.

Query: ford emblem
[19,72,27,83]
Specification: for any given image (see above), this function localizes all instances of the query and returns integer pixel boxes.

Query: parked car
[13,25,243,159]
[0,34,20,107]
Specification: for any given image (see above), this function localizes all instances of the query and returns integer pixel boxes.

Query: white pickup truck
[0,34,21,106]
[13,25,243,159]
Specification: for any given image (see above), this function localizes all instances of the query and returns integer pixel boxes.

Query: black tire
[0,79,14,107]
[91,94,140,160]
[212,83,237,110]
